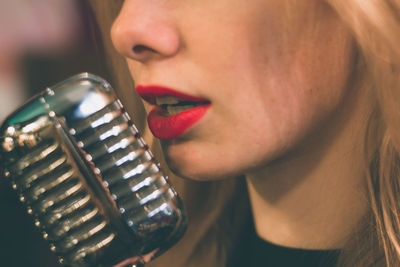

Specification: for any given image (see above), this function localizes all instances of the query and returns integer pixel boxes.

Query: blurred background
[0,1,111,266]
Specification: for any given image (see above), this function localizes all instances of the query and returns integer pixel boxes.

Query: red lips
[136,85,210,140]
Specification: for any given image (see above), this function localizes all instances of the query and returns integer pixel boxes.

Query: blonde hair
[326,1,400,266]
[88,0,400,266]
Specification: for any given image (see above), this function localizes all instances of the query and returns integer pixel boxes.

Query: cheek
[248,44,355,159]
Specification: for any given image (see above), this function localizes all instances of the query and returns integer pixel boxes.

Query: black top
[228,225,340,267]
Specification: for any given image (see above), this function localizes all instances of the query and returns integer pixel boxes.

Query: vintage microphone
[0,73,187,267]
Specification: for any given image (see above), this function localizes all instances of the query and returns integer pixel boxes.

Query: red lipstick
[136,85,210,140]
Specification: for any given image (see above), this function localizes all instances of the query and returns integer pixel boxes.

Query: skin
[111,0,375,249]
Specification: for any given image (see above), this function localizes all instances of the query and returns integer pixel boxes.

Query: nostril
[133,45,157,54]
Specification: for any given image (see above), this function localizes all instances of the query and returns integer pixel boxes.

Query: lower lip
[147,104,210,140]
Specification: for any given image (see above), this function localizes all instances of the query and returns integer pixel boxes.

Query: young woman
[88,0,400,266]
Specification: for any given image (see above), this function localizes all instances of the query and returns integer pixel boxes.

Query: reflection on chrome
[0,73,186,267]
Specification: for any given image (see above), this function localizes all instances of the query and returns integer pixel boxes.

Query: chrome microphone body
[0,73,186,267]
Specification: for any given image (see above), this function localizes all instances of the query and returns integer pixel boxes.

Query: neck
[246,83,374,250]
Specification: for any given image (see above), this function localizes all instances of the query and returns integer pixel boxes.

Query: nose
[111,2,181,63]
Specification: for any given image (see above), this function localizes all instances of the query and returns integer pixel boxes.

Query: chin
[161,141,244,181]
[164,155,228,181]
[168,166,238,181]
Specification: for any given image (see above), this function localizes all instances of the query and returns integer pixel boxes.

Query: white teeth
[155,97,204,115]
[155,97,180,105]
[166,105,197,115]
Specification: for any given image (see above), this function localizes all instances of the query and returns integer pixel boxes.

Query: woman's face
[111,0,356,180]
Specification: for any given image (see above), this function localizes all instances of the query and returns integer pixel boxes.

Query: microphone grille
[1,73,186,266]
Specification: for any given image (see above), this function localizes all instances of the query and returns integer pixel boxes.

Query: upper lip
[136,85,210,105]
